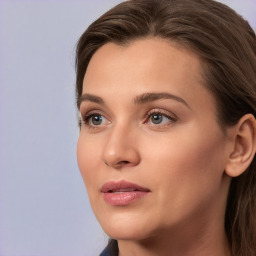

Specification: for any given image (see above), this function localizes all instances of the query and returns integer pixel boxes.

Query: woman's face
[77,38,232,240]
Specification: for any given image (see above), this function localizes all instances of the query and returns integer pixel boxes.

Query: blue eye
[91,114,103,125]
[147,111,177,126]
[84,113,108,127]
[150,114,164,124]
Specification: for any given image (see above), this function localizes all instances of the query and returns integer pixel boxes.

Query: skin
[77,38,234,256]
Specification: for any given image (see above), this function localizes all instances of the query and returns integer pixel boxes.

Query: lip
[101,180,150,206]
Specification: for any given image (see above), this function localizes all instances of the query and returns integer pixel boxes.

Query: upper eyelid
[81,109,106,119]
[79,103,113,119]
[146,108,178,119]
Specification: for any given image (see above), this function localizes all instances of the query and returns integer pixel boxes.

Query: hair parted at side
[75,0,256,255]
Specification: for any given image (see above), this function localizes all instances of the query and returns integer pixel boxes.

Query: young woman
[75,0,256,255]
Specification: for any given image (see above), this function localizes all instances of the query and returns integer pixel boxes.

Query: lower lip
[103,191,149,206]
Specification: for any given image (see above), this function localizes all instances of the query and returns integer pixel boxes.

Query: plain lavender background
[0,0,255,256]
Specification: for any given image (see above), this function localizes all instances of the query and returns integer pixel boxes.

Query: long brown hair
[75,0,256,255]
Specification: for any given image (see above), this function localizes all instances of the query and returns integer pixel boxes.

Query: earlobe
[225,114,256,177]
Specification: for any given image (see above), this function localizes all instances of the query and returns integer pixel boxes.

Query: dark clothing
[99,246,112,256]
[99,240,118,256]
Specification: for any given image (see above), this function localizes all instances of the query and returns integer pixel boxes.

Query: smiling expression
[77,38,232,241]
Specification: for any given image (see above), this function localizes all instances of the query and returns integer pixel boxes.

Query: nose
[102,125,140,169]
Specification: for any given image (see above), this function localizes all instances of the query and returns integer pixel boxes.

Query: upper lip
[101,180,150,193]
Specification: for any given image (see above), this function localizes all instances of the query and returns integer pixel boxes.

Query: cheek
[144,133,222,170]
[140,133,227,228]
[159,124,225,172]
[77,134,101,189]
[142,126,227,201]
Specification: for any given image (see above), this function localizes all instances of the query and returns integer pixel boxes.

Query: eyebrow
[77,93,105,108]
[77,92,190,109]
[134,92,190,108]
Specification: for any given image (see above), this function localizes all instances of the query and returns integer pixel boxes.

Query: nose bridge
[102,121,140,168]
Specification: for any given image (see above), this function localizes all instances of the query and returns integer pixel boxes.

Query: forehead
[82,38,217,115]
[83,37,205,91]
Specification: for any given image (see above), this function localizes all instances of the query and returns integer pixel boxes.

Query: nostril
[116,160,131,167]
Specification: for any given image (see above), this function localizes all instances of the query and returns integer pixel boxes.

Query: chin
[99,213,155,241]
[104,227,152,241]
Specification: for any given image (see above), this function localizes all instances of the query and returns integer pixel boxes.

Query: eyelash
[144,109,177,126]
[80,111,108,129]
[80,109,177,129]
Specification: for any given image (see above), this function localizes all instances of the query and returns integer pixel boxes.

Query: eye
[145,110,177,126]
[83,113,109,127]
[150,114,166,124]
[90,114,104,125]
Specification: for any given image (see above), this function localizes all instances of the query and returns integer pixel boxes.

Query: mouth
[101,180,150,206]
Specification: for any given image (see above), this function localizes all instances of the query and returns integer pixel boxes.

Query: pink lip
[101,180,150,206]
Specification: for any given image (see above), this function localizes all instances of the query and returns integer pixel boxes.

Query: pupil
[92,115,102,125]
[152,114,163,124]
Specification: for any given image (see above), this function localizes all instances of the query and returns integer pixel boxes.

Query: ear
[225,114,256,177]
